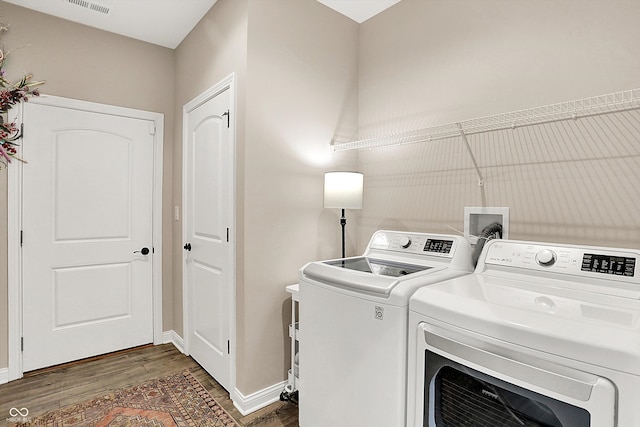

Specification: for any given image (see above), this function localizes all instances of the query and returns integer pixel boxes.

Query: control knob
[399,236,412,249]
[535,249,556,266]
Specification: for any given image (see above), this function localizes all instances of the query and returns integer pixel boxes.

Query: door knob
[134,247,150,255]
[184,243,192,251]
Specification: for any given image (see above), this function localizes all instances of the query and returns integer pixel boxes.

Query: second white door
[183,78,234,392]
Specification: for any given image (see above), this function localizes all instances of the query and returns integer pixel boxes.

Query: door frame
[182,73,236,395]
[7,95,164,381]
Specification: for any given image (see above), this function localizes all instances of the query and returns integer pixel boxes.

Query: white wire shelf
[331,88,640,152]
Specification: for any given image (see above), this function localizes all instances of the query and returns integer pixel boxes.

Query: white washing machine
[407,239,640,427]
[298,230,473,427]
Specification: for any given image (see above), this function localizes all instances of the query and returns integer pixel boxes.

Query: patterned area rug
[11,371,241,427]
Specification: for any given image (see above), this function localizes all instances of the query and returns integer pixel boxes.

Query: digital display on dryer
[424,239,453,254]
[581,253,635,276]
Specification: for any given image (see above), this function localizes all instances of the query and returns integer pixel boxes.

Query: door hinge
[20,230,23,247]
[149,123,156,135]
[222,110,230,128]
[227,340,230,354]
[226,228,229,242]
[21,337,24,352]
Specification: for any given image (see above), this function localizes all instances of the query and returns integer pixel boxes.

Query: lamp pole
[340,208,346,259]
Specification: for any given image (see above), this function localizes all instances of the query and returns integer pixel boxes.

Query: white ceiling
[315,0,402,23]
[2,0,402,49]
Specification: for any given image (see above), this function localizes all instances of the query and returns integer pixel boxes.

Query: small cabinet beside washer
[281,284,299,403]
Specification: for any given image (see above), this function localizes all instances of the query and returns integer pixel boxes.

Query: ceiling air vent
[66,0,111,15]
[89,2,110,14]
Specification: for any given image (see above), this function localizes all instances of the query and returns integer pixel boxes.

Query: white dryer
[407,239,640,426]
[298,230,473,427]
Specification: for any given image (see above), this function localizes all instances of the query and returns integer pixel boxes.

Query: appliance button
[536,249,557,266]
[399,236,412,248]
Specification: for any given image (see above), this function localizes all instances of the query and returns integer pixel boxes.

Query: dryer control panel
[481,240,639,281]
[368,231,459,258]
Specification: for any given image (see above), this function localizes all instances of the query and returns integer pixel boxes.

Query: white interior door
[183,79,234,392]
[21,101,155,372]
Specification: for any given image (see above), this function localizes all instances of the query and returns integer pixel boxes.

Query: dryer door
[415,321,616,427]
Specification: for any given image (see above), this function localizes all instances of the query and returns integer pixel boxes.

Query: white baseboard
[162,330,185,354]
[232,381,286,416]
[0,367,8,385]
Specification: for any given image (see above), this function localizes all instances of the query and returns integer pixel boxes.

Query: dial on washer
[399,236,412,248]
[536,249,556,266]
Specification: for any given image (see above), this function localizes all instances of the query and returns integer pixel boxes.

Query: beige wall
[355,0,640,252]
[173,0,358,395]
[240,0,358,393]
[160,0,360,396]
[0,1,176,368]
[173,0,250,342]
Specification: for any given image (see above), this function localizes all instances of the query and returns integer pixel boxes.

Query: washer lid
[323,257,432,277]
[409,274,640,374]
[299,231,474,301]
[301,258,435,296]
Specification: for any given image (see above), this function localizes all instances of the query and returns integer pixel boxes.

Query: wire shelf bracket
[456,123,484,187]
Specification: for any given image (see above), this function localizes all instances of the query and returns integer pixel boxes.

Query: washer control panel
[483,241,638,280]
[368,231,458,258]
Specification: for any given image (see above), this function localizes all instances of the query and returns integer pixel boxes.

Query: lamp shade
[324,171,363,209]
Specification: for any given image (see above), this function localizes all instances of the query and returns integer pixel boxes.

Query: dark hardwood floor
[0,344,299,426]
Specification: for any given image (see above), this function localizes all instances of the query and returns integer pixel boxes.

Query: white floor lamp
[323,171,364,259]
